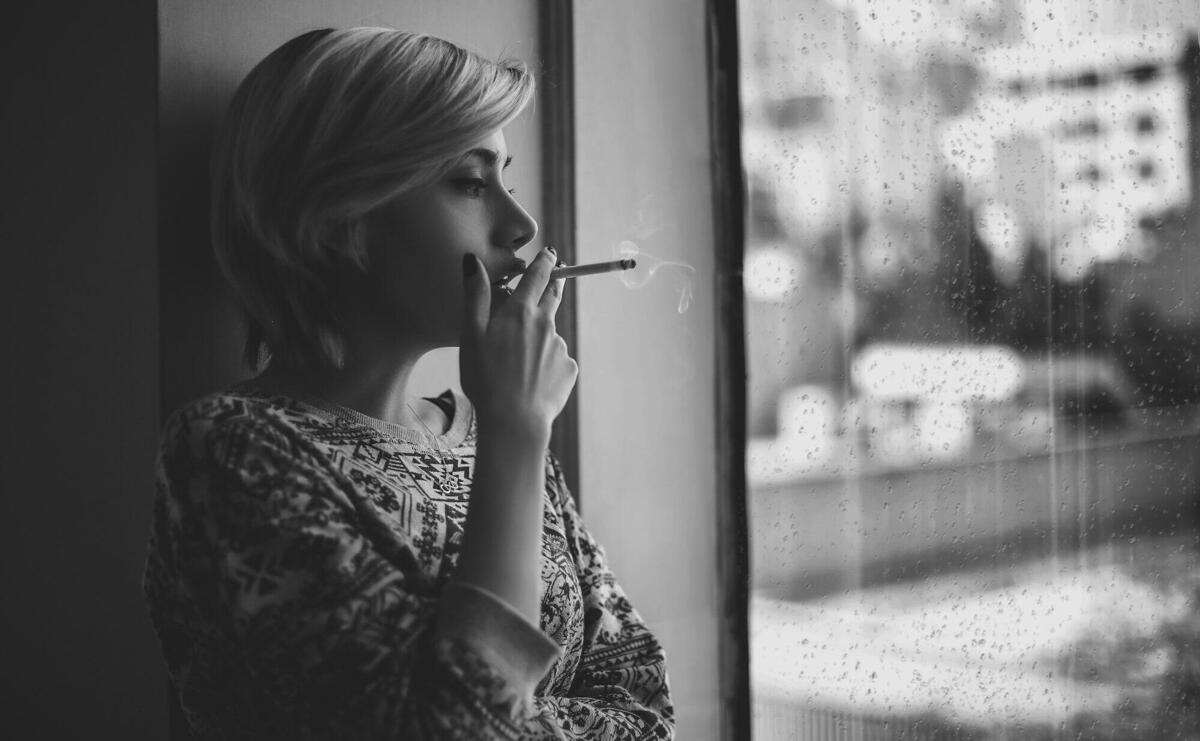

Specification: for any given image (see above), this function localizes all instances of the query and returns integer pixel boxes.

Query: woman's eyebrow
[461,148,513,170]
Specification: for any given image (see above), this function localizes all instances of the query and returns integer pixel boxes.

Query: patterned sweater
[143,383,674,740]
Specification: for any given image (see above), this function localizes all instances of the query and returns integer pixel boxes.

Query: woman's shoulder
[159,384,318,466]
[165,383,291,430]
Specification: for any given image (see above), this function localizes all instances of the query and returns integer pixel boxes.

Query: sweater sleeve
[526,455,676,739]
[143,403,562,740]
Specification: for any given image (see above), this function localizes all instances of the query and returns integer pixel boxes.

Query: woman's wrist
[475,411,553,449]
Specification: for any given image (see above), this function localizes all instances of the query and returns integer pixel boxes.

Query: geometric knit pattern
[143,381,674,740]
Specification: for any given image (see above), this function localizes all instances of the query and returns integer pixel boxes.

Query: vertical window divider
[539,0,582,505]
[707,1,752,738]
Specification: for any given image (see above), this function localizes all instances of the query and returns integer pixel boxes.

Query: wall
[2,3,162,739]
[158,0,544,414]
[573,3,724,738]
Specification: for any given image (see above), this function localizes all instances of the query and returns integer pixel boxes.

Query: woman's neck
[257,348,446,432]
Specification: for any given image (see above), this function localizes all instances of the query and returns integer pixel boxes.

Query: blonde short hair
[210,27,535,371]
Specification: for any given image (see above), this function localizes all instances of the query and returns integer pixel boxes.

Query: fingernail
[546,245,556,255]
[462,254,477,276]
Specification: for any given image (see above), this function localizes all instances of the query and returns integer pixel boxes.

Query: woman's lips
[491,258,528,292]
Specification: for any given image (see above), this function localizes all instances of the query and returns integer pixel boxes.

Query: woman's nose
[501,195,538,252]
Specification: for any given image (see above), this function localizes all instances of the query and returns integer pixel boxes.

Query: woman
[144,27,673,739]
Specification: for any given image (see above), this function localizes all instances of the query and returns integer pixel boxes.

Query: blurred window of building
[738,1,1200,738]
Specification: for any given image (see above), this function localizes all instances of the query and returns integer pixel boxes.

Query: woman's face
[355,129,538,348]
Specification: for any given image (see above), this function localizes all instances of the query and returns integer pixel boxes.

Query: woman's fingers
[510,247,556,305]
[539,261,567,316]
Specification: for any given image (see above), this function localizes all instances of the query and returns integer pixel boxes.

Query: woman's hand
[460,247,578,441]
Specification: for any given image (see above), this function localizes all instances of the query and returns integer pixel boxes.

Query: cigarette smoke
[614,240,696,314]
[601,194,697,313]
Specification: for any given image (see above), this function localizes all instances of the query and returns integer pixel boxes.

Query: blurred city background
[738,0,1200,738]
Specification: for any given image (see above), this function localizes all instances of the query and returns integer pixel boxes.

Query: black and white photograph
[5,1,1198,739]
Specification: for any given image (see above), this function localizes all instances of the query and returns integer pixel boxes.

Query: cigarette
[494,258,637,294]
[550,258,637,280]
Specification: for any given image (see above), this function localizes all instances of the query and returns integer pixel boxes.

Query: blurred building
[945,34,1192,283]
[741,0,1200,440]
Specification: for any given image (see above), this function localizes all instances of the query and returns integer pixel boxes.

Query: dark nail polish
[462,254,477,276]
[547,245,556,254]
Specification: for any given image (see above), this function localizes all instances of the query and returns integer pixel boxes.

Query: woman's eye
[455,178,487,196]
[453,178,515,198]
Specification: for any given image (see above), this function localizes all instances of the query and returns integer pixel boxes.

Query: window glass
[738,2,1200,737]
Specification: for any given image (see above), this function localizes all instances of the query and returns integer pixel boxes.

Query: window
[738,2,1200,737]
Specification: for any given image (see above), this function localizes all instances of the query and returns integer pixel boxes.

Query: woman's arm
[144,405,561,740]
[455,247,576,625]
[452,421,550,627]
[453,248,673,738]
